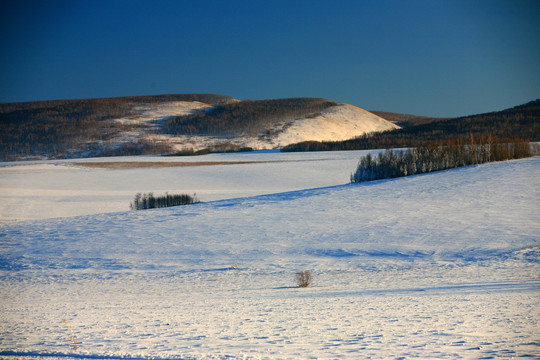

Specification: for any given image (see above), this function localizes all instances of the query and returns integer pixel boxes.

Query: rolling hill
[1,154,538,358]
[0,95,398,161]
[1,94,537,161]
[0,94,236,161]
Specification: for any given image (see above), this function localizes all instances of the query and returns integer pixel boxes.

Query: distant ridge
[2,94,537,161]
[0,93,235,112]
[0,94,398,161]
[369,110,447,127]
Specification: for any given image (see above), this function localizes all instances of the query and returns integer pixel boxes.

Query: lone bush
[296,270,313,288]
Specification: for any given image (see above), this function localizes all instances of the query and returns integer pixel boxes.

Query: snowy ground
[0,153,539,359]
[0,150,375,221]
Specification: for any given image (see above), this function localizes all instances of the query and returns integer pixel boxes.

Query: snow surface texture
[110,101,399,152]
[0,155,539,359]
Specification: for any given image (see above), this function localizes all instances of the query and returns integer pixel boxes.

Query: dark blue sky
[1,0,539,117]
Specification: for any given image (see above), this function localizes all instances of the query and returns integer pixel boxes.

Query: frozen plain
[0,151,539,359]
[0,151,374,221]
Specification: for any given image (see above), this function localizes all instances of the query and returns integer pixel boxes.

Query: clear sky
[1,0,539,117]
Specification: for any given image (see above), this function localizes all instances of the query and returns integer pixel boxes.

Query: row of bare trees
[351,137,533,183]
[130,192,199,210]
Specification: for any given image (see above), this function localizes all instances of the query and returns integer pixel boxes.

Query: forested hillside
[283,100,540,152]
[369,111,446,127]
[164,98,338,137]
[0,94,234,160]
[1,94,538,161]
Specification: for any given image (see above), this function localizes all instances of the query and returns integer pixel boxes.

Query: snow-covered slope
[248,104,399,149]
[109,101,400,152]
[0,156,538,359]
[108,100,214,149]
[116,101,213,128]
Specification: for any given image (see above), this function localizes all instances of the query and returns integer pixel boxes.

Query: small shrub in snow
[296,270,313,288]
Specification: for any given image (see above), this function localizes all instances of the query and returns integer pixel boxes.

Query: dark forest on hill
[164,98,338,137]
[282,100,540,152]
[0,94,234,160]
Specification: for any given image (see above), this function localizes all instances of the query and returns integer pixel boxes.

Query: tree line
[351,137,533,183]
[130,192,200,210]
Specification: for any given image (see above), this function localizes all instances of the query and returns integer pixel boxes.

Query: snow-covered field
[0,152,539,359]
[0,151,375,221]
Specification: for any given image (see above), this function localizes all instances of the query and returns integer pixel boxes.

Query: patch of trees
[0,94,234,161]
[369,111,446,127]
[351,137,533,183]
[283,99,540,152]
[166,143,254,156]
[164,98,338,137]
[98,139,176,157]
[130,192,199,210]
